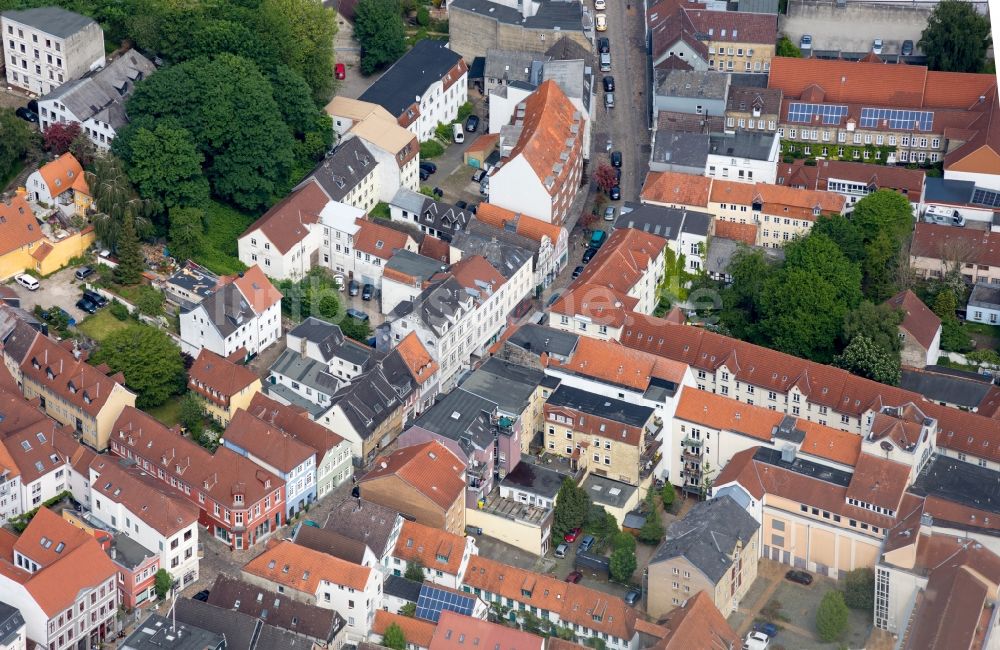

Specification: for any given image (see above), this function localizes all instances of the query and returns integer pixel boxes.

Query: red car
[335,63,346,80]
[565,571,583,583]
[564,527,582,543]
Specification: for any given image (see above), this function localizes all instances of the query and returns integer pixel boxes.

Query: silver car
[605,92,615,109]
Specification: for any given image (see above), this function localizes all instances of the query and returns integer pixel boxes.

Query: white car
[872,38,884,55]
[595,0,606,9]
[596,13,607,31]
[743,631,770,650]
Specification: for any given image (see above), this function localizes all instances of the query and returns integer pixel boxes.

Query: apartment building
[614,202,711,272]
[88,456,200,589]
[308,137,380,212]
[347,218,419,289]
[389,519,477,588]
[640,170,713,211]
[187,349,261,427]
[109,407,286,551]
[0,508,118,649]
[724,85,782,135]
[705,132,780,184]
[389,188,473,243]
[358,39,468,142]
[775,159,925,214]
[0,601,26,650]
[910,222,1000,285]
[473,203,569,291]
[0,420,73,519]
[487,81,584,225]
[1,7,104,95]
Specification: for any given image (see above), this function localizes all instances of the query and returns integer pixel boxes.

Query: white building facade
[1,7,104,95]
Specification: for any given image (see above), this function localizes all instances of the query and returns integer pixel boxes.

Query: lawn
[76,311,129,342]
[147,398,183,427]
[964,321,1000,337]
[191,202,255,276]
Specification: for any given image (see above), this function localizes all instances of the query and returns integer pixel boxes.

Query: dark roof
[122,612,225,650]
[294,525,370,565]
[324,496,400,557]
[359,40,464,118]
[652,130,709,169]
[910,454,1000,517]
[707,131,776,162]
[505,323,579,357]
[545,36,592,62]
[449,0,586,30]
[40,51,155,130]
[195,283,251,338]
[173,599,310,650]
[0,600,24,647]
[460,357,545,415]
[330,355,413,439]
[1,318,41,365]
[206,575,345,644]
[583,474,637,509]
[655,69,728,100]
[289,317,377,367]
[384,575,423,602]
[899,368,994,410]
[970,282,1000,309]
[450,228,534,280]
[547,384,654,428]
[1,7,95,37]
[108,534,157,571]
[615,202,712,240]
[389,276,473,336]
[754,446,854,488]
[412,388,497,451]
[500,461,569,499]
[268,349,340,400]
[392,188,473,238]
[923,178,979,206]
[385,250,447,281]
[651,495,759,582]
[306,138,377,202]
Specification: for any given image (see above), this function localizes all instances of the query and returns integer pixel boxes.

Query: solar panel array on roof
[859,107,933,131]
[972,188,1000,209]
[414,584,475,622]
[787,103,847,125]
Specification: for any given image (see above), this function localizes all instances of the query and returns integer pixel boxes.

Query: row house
[104,533,159,610]
[382,250,454,316]
[775,159,925,214]
[358,39,468,143]
[237,179,327,281]
[179,265,283,361]
[473,203,569,292]
[346,218,419,289]
[306,137,381,213]
[109,407,285,551]
[767,57,997,166]
[549,228,668,339]
[389,188,473,243]
[14,333,135,452]
[187,349,261,427]
[615,202,711,272]
[461,556,639,649]
[724,85,782,135]
[1,7,105,95]
[0,508,118,649]
[242,540,383,643]
[389,519,477,589]
[1,420,73,520]
[488,81,584,225]
[325,96,420,203]
[910,221,1000,285]
[543,384,658,487]
[87,456,200,590]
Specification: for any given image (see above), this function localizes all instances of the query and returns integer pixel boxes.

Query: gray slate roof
[290,317,377,367]
[390,276,472,337]
[0,600,23,647]
[392,188,473,239]
[546,384,653,428]
[359,39,463,118]
[451,228,534,279]
[325,496,400,557]
[306,138,377,202]
[40,50,155,130]
[173,599,309,649]
[384,575,423,602]
[583,474,637,509]
[501,460,568,499]
[269,349,340,395]
[486,49,544,85]
[652,130,709,169]
[969,282,1000,309]
[123,611,225,650]
[616,202,712,240]
[461,357,545,415]
[506,323,578,357]
[196,283,252,338]
[708,131,775,162]
[651,495,760,583]
[1,7,95,38]
[413,388,498,452]
[655,69,728,100]
[545,36,592,62]
[329,353,413,440]
[899,368,994,410]
[449,0,586,30]
[385,249,447,282]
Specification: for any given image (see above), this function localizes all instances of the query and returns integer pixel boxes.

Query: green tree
[416,6,430,25]
[268,65,326,137]
[179,393,205,442]
[815,591,849,642]
[135,286,166,316]
[154,569,174,600]
[341,313,372,342]
[609,547,637,583]
[844,568,875,611]
[843,301,903,354]
[718,247,774,342]
[399,602,417,617]
[919,0,992,72]
[168,206,206,262]
[933,288,958,321]
[812,214,865,263]
[585,504,620,542]
[661,483,676,511]
[118,122,209,210]
[553,478,588,538]
[835,335,901,385]
[612,531,636,553]
[637,508,664,545]
[776,36,801,57]
[92,325,187,409]
[114,213,145,286]
[967,349,1000,367]
[404,560,425,581]
[256,0,338,102]
[355,0,407,75]
[0,109,36,182]
[383,622,406,650]
[87,154,152,252]
[851,190,914,245]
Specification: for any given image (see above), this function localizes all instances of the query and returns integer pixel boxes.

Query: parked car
[452,123,465,143]
[83,289,107,308]
[610,150,622,167]
[465,114,480,132]
[600,52,611,72]
[472,169,486,183]
[348,280,360,296]
[335,63,346,80]
[565,571,583,583]
[361,283,374,301]
[192,590,210,602]
[76,297,98,314]
[15,107,37,122]
[578,535,595,552]
[595,13,607,31]
[456,200,469,209]
[546,290,562,307]
[799,34,812,51]
[419,168,431,182]
[595,0,605,8]
[75,266,94,280]
[744,631,770,650]
[753,622,778,638]
[554,543,569,558]
[609,185,621,200]
[598,37,610,53]
[604,206,617,221]
[14,274,39,291]
[346,308,369,322]
[571,265,584,279]
[564,527,581,543]
[604,92,615,109]
[785,569,813,586]
[901,39,914,56]
[465,525,483,535]
[872,38,884,55]
[624,587,642,606]
[602,75,615,92]
[420,161,437,175]
[582,247,598,263]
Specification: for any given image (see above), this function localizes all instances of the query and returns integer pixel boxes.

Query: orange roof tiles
[886,290,941,350]
[395,332,439,386]
[431,610,543,650]
[245,393,347,459]
[37,153,89,199]
[549,284,638,328]
[449,255,506,297]
[548,336,687,390]
[845,453,910,512]
[223,409,316,474]
[798,420,862,467]
[393,519,467,576]
[675,388,783,442]
[1,421,70,485]
[474,203,565,245]
[240,179,327,254]
[188,349,259,407]
[374,610,436,648]
[0,193,45,258]
[354,218,414,261]
[232,265,282,314]
[90,456,199,536]
[571,228,667,296]
[243,540,372,593]
[713,220,757,245]
[653,590,739,650]
[361,440,466,510]
[911,223,1000,269]
[641,171,711,207]
[710,179,846,219]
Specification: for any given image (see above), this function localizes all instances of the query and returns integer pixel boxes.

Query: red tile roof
[710,179,846,220]
[549,284,638,328]
[547,336,687,390]
[188,349,260,408]
[845,453,910,512]
[20,335,132,417]
[449,255,506,297]
[712,220,757,245]
[361,440,466,510]
[223,409,316,474]
[886,290,941,350]
[0,193,44,257]
[243,540,372,592]
[431,610,544,650]
[245,393,347,459]
[395,332,439,386]
[420,236,451,262]
[1,420,70,485]
[653,590,739,650]
[90,456,199,536]
[354,218,415,261]
[373,610,436,648]
[393,519,467,576]
[777,159,926,203]
[570,228,667,296]
[910,223,1000,269]
[474,203,565,245]
[232,265,282,314]
[37,153,89,199]
[240,179,327,254]
[641,171,711,207]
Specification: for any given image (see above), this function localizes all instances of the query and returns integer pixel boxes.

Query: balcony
[682,449,702,463]
[681,436,703,448]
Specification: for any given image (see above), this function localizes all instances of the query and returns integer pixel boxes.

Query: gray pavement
[780,1,932,56]
[7,266,90,322]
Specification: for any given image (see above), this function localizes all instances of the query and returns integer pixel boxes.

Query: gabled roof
[393,519,467,576]
[361,440,466,510]
[0,193,44,257]
[36,153,88,199]
[294,525,370,565]
[89,456,199,536]
[374,610,436,648]
[323,496,400,558]
[305,137,377,202]
[239,178,327,254]
[447,255,506,299]
[641,171,711,207]
[547,336,686,392]
[354,218,415,261]
[653,590,738,650]
[188,349,259,406]
[713,220,757,245]
[395,332,439,386]
[709,179,845,219]
[911,222,1000,268]
[246,393,346,458]
[431,610,544,650]
[473,203,564,244]
[232,265,282,314]
[359,40,466,120]
[20,335,131,417]
[886,290,941,350]
[569,228,667,295]
[242,540,372,593]
[223,409,316,474]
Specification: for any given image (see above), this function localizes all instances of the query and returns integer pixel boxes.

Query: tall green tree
[609,547,637,583]
[813,214,865,263]
[354,0,407,75]
[843,301,903,354]
[835,335,901,385]
[719,247,774,342]
[117,122,209,210]
[179,392,205,442]
[637,508,664,545]
[776,36,802,58]
[256,0,338,103]
[919,0,992,72]
[168,206,206,262]
[851,190,914,245]
[0,109,35,183]
[114,213,145,286]
[815,591,849,642]
[404,560,425,581]
[553,478,588,538]
[383,623,406,650]
[154,569,174,600]
[844,568,875,611]
[86,154,152,252]
[92,325,187,408]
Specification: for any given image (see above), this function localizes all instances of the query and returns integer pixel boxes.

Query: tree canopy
[354,0,407,75]
[92,325,187,408]
[119,121,209,210]
[553,478,589,538]
[383,623,406,650]
[919,0,992,73]
[0,109,35,183]
[816,591,849,642]
[835,335,901,385]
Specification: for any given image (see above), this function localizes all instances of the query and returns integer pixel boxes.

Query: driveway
[7,267,90,322]
[781,1,933,57]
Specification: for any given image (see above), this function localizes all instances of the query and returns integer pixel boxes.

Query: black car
[472,169,486,183]
[582,247,598,263]
[419,168,431,182]
[602,76,615,92]
[785,570,814,586]
[15,107,38,123]
[571,265,584,279]
[614,167,622,184]
[75,297,97,315]
[610,150,622,167]
[361,283,374,301]
[469,202,479,214]
[901,39,914,56]
[83,289,107,308]
[456,200,469,209]
[609,185,621,201]
[433,187,444,198]
[348,279,360,296]
[598,37,610,53]
[192,590,210,602]
[420,161,437,174]
[465,115,480,132]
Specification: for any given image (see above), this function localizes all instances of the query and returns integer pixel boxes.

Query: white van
[14,274,39,291]
[453,123,465,144]
[925,205,965,227]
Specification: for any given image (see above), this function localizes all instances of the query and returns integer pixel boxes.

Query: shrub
[816,591,849,642]
[420,140,445,158]
[844,569,875,611]
[109,300,130,321]
[416,6,430,25]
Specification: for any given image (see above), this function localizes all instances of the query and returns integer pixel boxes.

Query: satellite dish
[880,441,893,452]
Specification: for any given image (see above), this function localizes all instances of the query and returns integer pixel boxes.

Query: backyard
[76,310,129,342]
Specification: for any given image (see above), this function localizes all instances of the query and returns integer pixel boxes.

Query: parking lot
[781,1,933,57]
[7,266,93,323]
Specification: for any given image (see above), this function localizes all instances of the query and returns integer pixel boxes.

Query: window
[771,534,784,546]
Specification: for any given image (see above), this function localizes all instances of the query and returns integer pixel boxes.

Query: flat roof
[1,7,96,38]
[753,446,852,488]
[483,495,549,524]
[582,474,637,509]
[122,614,224,650]
[910,454,1000,516]
[899,368,993,410]
[547,384,654,428]
[500,460,569,499]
